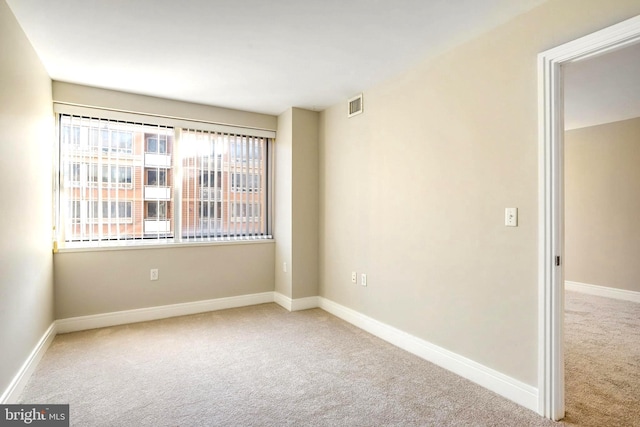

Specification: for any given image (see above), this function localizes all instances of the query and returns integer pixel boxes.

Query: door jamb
[537,14,640,421]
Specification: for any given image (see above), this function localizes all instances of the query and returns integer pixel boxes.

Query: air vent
[347,93,363,118]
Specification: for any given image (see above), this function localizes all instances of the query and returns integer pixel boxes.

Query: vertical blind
[58,113,271,247]
[180,128,268,241]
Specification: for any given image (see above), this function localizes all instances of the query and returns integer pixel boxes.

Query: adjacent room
[562,42,640,426]
[1,0,639,425]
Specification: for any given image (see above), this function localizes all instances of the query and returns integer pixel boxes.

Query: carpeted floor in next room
[563,290,640,427]
[17,291,640,426]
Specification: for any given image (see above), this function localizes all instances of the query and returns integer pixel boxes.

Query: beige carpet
[563,291,640,427]
[19,303,556,426]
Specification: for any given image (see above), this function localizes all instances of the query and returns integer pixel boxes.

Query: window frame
[54,104,274,250]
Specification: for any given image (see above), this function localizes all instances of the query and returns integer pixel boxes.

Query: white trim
[56,292,274,333]
[291,296,320,311]
[274,292,292,311]
[1,323,57,404]
[565,281,640,303]
[318,297,538,412]
[273,293,320,312]
[538,14,640,421]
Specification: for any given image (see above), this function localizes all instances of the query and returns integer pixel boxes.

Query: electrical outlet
[351,271,357,284]
[361,273,367,287]
[283,262,287,273]
[150,268,159,281]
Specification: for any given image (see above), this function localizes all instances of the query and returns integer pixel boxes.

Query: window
[91,128,133,154]
[62,125,81,146]
[231,173,260,192]
[146,135,168,154]
[230,139,262,162]
[147,169,167,186]
[146,201,168,219]
[70,163,81,183]
[91,201,133,221]
[56,111,272,247]
[93,165,133,187]
[231,202,260,222]
[70,200,81,223]
[180,129,268,239]
[198,172,221,188]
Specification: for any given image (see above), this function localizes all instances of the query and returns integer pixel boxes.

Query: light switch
[505,208,518,227]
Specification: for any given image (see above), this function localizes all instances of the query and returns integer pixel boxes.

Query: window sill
[55,237,274,254]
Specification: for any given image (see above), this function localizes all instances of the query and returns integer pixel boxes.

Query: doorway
[537,14,640,421]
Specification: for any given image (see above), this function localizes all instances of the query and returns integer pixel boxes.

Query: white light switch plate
[505,208,518,227]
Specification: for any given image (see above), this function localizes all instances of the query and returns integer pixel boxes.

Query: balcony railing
[144,186,171,200]
[144,220,171,234]
[144,153,171,168]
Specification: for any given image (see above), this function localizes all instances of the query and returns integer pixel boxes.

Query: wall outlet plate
[505,207,518,227]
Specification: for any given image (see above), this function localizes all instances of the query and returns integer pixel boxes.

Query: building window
[147,169,167,186]
[68,201,133,223]
[70,163,81,183]
[146,135,168,154]
[198,171,222,188]
[231,173,260,192]
[91,128,133,154]
[146,201,168,219]
[231,202,260,222]
[106,165,132,186]
[91,201,133,220]
[57,112,272,247]
[62,125,81,146]
[230,139,262,162]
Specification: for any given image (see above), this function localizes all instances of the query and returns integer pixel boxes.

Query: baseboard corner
[274,292,292,311]
[1,322,57,404]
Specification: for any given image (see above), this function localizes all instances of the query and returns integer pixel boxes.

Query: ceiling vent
[347,93,363,118]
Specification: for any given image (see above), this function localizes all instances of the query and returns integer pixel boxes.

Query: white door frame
[537,14,640,421]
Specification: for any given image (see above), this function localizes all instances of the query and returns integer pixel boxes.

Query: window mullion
[173,128,183,243]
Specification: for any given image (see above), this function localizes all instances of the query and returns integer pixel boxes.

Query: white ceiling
[7,0,548,116]
[564,41,640,130]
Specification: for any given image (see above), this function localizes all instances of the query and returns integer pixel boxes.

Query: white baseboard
[1,322,57,404]
[292,296,320,311]
[274,293,320,312]
[56,292,275,333]
[274,292,292,311]
[565,281,640,303]
[6,293,539,413]
[318,297,539,412]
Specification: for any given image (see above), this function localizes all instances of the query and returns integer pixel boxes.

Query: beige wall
[565,117,640,293]
[55,243,274,318]
[52,83,277,319]
[0,0,54,399]
[319,0,640,386]
[292,108,319,299]
[275,109,293,297]
[274,108,320,299]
